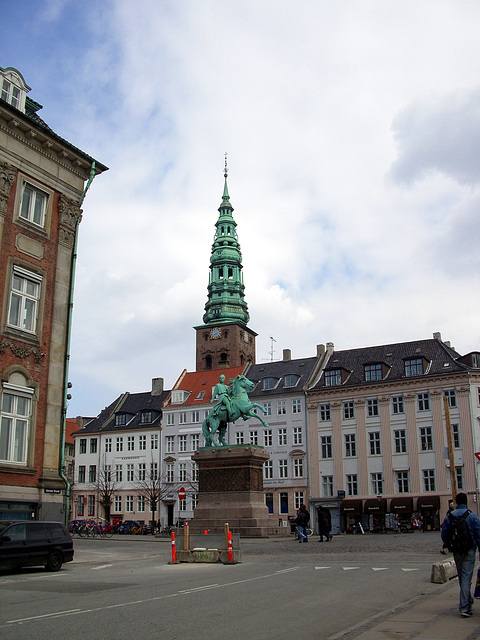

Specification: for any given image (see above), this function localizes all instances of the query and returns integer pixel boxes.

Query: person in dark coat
[296,504,310,543]
[317,505,332,542]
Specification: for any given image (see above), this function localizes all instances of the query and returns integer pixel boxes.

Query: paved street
[0,532,469,640]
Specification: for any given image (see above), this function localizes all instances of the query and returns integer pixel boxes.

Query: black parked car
[0,521,74,571]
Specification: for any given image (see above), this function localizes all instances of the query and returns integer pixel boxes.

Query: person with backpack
[441,492,480,617]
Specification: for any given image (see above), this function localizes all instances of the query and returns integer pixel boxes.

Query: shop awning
[389,497,413,512]
[416,496,440,510]
[340,499,363,513]
[363,498,387,513]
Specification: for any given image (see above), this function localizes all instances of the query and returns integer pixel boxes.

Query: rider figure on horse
[210,374,233,418]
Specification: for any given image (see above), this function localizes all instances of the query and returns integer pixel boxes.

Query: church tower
[195,160,256,371]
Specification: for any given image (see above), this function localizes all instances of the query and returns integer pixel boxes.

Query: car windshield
[0,521,14,533]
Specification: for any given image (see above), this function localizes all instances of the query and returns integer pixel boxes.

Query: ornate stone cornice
[0,161,16,217]
[58,194,82,248]
[0,339,43,364]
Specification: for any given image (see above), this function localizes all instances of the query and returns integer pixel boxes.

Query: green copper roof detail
[202,166,250,326]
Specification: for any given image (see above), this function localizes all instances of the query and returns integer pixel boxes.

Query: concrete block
[431,559,457,583]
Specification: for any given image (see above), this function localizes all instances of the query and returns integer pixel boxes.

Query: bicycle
[296,525,313,540]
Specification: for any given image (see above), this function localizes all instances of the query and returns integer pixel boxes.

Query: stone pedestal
[190,445,288,537]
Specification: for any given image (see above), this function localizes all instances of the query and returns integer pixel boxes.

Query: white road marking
[343,567,360,570]
[315,567,331,570]
[372,568,389,571]
[91,564,113,570]
[8,609,82,623]
[402,568,419,572]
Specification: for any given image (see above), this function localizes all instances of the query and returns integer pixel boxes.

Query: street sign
[475,452,480,463]
[178,487,186,500]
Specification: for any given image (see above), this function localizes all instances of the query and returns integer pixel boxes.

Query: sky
[2,0,480,417]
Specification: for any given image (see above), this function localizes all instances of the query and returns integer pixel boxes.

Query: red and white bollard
[171,530,176,563]
[227,530,234,563]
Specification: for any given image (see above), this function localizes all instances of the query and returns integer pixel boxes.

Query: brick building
[0,66,106,521]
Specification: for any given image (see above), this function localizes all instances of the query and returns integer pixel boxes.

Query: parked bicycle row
[68,519,153,537]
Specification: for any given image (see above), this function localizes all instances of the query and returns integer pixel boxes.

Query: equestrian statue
[203,374,269,447]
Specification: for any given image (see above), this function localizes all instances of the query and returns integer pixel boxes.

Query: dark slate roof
[247,356,318,397]
[310,338,468,390]
[72,389,170,435]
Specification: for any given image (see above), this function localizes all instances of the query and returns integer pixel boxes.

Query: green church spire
[202,158,250,326]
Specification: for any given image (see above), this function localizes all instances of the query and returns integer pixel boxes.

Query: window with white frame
[322,476,333,497]
[192,462,198,482]
[126,464,134,482]
[116,437,123,452]
[345,433,356,457]
[235,431,244,445]
[90,438,97,454]
[151,434,158,449]
[405,358,423,376]
[284,374,300,388]
[294,492,304,510]
[167,413,175,426]
[369,431,381,455]
[262,377,278,390]
[371,472,383,495]
[179,498,187,511]
[456,466,464,490]
[1,76,22,108]
[293,427,303,446]
[105,437,112,453]
[87,495,95,516]
[77,496,85,516]
[396,471,409,493]
[139,435,146,450]
[325,369,342,386]
[104,465,111,482]
[127,436,134,451]
[0,381,33,464]
[179,412,187,424]
[423,468,436,491]
[115,414,127,426]
[89,465,96,483]
[420,426,433,451]
[264,459,273,479]
[292,399,302,414]
[452,423,461,448]
[444,389,457,408]
[277,400,286,415]
[263,429,273,447]
[293,458,304,478]
[78,465,86,483]
[179,463,187,482]
[394,429,407,453]
[346,474,358,496]
[19,181,48,228]
[192,493,198,510]
[137,495,145,512]
[178,435,187,452]
[166,435,175,453]
[114,495,122,512]
[364,363,382,381]
[150,462,158,481]
[417,392,430,411]
[279,459,288,478]
[126,496,134,512]
[140,411,152,424]
[278,428,287,446]
[192,410,200,423]
[263,402,272,416]
[166,463,174,483]
[250,430,258,445]
[343,401,354,420]
[321,435,332,459]
[115,464,122,482]
[79,438,86,454]
[191,434,200,450]
[392,395,404,414]
[319,403,331,421]
[7,266,42,334]
[367,398,379,417]
[138,463,146,481]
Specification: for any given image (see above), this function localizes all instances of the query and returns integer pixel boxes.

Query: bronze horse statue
[202,374,269,447]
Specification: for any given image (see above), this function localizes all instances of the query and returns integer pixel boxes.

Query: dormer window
[140,411,153,424]
[115,413,127,426]
[0,67,29,113]
[262,377,279,390]
[324,369,342,386]
[284,374,300,388]
[171,390,189,404]
[364,363,383,382]
[404,358,424,377]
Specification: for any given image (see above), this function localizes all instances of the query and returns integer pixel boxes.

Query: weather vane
[224,152,228,178]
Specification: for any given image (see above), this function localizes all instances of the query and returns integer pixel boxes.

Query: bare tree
[94,455,118,523]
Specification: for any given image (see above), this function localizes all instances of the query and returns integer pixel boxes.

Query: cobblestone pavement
[240,530,441,563]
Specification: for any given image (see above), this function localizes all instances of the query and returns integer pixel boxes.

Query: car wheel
[45,550,63,572]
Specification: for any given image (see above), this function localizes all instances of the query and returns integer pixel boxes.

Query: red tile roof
[164,366,246,407]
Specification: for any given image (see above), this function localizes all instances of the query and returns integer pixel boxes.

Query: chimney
[316,344,325,357]
[326,341,335,355]
[283,349,291,361]
[151,377,164,396]
[433,332,442,341]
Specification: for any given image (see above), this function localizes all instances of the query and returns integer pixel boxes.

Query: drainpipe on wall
[59,162,96,524]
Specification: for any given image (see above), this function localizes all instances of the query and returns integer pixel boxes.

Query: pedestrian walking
[296,504,310,543]
[441,492,480,617]
[317,505,332,542]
